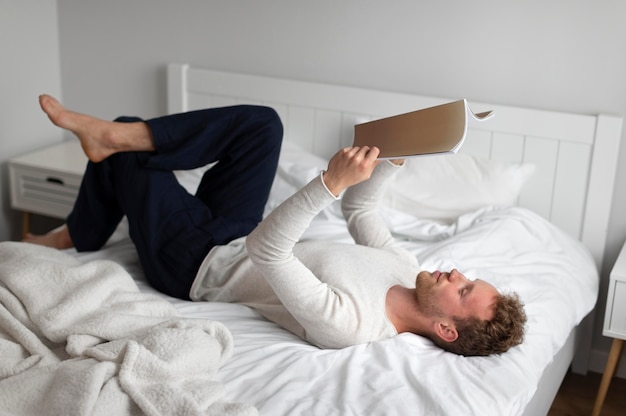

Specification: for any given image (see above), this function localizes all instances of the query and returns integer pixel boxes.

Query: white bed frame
[166,63,622,415]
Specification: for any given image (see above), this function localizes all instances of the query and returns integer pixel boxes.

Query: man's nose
[449,269,462,282]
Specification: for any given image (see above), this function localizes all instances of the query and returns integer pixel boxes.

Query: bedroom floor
[548,370,626,415]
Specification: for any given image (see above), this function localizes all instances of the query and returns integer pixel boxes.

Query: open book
[353,99,493,159]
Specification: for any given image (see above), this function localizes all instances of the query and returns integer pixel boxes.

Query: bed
[1,63,622,416]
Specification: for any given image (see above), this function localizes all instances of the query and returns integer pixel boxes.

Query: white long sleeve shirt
[189,161,419,348]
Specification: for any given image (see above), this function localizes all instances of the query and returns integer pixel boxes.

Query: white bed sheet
[68,144,598,416]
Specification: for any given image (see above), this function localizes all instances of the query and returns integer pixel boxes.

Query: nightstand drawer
[603,241,626,340]
[9,164,82,219]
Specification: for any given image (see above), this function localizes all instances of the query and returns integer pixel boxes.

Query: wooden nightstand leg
[22,212,31,239]
[592,338,624,416]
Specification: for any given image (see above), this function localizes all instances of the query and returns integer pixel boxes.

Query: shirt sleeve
[247,172,338,267]
[341,160,404,251]
[246,174,359,347]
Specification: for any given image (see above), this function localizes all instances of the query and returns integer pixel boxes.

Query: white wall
[0,0,64,241]
[50,0,626,374]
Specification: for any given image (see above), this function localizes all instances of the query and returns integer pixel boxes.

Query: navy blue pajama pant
[66,105,283,299]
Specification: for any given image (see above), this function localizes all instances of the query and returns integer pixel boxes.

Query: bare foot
[23,225,74,250]
[38,94,155,162]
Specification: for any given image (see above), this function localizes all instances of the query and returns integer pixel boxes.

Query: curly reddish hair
[431,292,527,356]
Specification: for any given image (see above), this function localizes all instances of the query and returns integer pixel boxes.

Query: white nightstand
[8,141,87,236]
[592,240,626,416]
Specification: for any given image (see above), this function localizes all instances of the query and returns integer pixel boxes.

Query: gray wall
[3,0,626,375]
[0,0,63,241]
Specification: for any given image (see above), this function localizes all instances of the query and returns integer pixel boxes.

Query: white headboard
[166,63,622,272]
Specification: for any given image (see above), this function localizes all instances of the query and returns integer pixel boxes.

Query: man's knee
[245,105,283,155]
[253,105,283,145]
[262,106,283,136]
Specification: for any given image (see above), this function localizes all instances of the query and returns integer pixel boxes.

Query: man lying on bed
[28,95,526,356]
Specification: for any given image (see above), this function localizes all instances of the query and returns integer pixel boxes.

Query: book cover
[353,99,493,159]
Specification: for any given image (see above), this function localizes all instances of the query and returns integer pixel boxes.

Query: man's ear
[435,321,458,343]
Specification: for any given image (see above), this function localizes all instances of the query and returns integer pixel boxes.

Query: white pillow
[173,143,534,225]
[263,142,328,215]
[385,153,535,223]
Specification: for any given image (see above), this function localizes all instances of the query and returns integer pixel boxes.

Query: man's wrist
[321,171,343,198]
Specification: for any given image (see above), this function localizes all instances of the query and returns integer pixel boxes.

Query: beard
[415,272,445,318]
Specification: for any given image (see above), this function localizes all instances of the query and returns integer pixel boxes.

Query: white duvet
[8,143,599,416]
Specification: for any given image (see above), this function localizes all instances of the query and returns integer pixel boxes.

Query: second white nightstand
[8,141,87,235]
[592,240,626,416]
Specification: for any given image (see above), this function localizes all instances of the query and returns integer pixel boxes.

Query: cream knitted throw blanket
[0,241,256,416]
